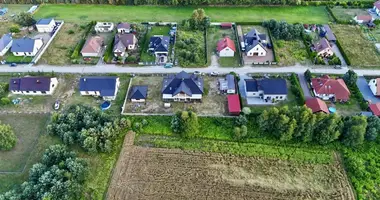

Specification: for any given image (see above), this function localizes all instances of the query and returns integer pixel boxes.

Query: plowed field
[107,133,354,200]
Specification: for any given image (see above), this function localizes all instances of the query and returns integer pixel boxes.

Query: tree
[289,106,316,142]
[365,115,380,141]
[235,115,247,126]
[187,8,210,31]
[242,107,251,115]
[171,111,199,138]
[9,25,20,33]
[13,12,36,27]
[258,106,296,141]
[0,122,16,151]
[342,116,367,147]
[343,70,358,87]
[313,113,343,145]
[304,69,312,82]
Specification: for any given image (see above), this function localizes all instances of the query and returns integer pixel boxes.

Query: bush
[335,39,351,65]
[171,111,199,138]
[0,122,16,151]
[289,73,305,105]
[67,29,75,34]
[1,97,11,105]
[71,39,85,59]
[103,37,115,63]
[126,55,137,63]
[9,25,20,33]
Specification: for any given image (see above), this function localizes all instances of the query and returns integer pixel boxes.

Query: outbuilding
[128,85,148,102]
[227,94,241,115]
[36,18,56,33]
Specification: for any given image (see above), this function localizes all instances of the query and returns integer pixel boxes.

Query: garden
[140,25,171,63]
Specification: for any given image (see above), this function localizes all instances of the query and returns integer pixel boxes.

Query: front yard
[331,24,380,67]
[123,76,227,115]
[140,26,170,63]
[273,39,309,66]
[207,27,240,67]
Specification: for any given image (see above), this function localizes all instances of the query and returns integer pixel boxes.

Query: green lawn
[34,5,329,24]
[140,26,170,62]
[273,39,309,66]
[5,53,33,63]
[330,6,368,22]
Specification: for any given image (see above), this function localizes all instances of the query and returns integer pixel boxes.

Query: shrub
[9,25,20,33]
[103,37,115,63]
[126,55,137,63]
[0,122,16,151]
[289,73,305,105]
[67,29,75,34]
[1,97,11,105]
[171,111,199,138]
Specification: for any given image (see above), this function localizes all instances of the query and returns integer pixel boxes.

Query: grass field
[140,26,170,62]
[330,7,367,22]
[331,25,380,67]
[273,39,309,66]
[0,4,31,18]
[39,22,86,65]
[34,5,329,24]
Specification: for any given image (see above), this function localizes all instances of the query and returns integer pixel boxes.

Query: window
[42,91,46,94]
[15,52,18,55]
[26,91,29,93]
[33,91,36,93]
[252,93,256,95]
[276,96,279,99]
[280,96,283,99]
[256,48,259,50]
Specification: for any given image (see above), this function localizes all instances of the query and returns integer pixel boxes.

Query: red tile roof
[369,103,380,116]
[374,1,380,10]
[227,94,241,114]
[221,23,232,28]
[357,15,372,21]
[305,98,329,113]
[81,36,104,54]
[217,37,236,52]
[311,75,350,101]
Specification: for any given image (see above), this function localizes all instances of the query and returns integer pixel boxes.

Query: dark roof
[117,23,131,29]
[313,38,331,53]
[0,33,12,51]
[79,76,118,97]
[129,85,148,99]
[226,74,235,90]
[323,25,336,41]
[113,34,136,52]
[11,37,36,53]
[162,71,203,96]
[9,77,51,92]
[244,29,267,52]
[149,36,169,52]
[36,18,53,25]
[245,79,288,95]
[228,94,241,114]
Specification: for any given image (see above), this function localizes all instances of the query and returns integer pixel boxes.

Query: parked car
[10,63,17,67]
[54,100,60,110]
[194,71,201,75]
[210,71,219,76]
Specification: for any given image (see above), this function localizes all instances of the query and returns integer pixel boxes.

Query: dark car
[10,63,17,67]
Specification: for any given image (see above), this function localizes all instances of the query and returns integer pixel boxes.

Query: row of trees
[47,105,125,153]
[263,19,304,40]
[258,106,379,147]
[0,121,16,151]
[0,145,87,200]
[171,111,199,138]
[181,8,210,31]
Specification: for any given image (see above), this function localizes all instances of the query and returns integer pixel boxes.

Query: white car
[210,72,219,76]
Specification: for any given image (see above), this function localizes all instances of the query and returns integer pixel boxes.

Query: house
[373,1,380,16]
[116,23,131,34]
[161,71,203,101]
[227,94,241,115]
[354,15,373,24]
[216,37,236,57]
[113,34,138,57]
[80,36,104,57]
[9,76,58,95]
[305,98,329,114]
[11,37,43,56]
[322,25,336,42]
[369,103,380,116]
[312,38,333,57]
[0,33,12,56]
[220,23,232,29]
[219,74,236,94]
[311,75,350,102]
[35,18,56,33]
[245,79,288,102]
[128,85,148,102]
[244,29,267,57]
[79,76,120,100]
[368,78,380,96]
[148,35,170,63]
[95,22,114,33]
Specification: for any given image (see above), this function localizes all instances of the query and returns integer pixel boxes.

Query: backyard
[330,7,368,22]
[207,26,240,67]
[273,39,309,66]
[140,26,170,63]
[39,22,86,65]
[331,24,380,67]
[34,5,330,24]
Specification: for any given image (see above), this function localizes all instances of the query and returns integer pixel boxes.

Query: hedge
[70,21,96,59]
[267,28,278,62]
[289,73,305,105]
[103,36,115,63]
[326,6,350,24]
[235,22,262,26]
[335,39,351,66]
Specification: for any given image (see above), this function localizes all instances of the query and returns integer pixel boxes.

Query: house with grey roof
[36,18,56,33]
[321,25,336,42]
[162,71,203,101]
[113,33,138,57]
[11,37,43,57]
[312,38,333,58]
[117,23,131,34]
[0,33,12,56]
[9,76,58,95]
[219,74,236,94]
[79,76,120,100]
[149,35,170,63]
[244,29,267,57]
[129,85,148,102]
[245,78,288,104]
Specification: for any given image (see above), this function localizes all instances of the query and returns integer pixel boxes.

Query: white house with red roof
[354,15,373,24]
[305,98,329,114]
[310,75,350,102]
[374,1,380,16]
[368,78,380,96]
[216,37,236,57]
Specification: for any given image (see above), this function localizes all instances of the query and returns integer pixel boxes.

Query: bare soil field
[107,133,354,200]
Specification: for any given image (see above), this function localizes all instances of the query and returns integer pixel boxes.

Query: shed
[227,94,241,115]
[220,23,232,29]
[129,85,148,102]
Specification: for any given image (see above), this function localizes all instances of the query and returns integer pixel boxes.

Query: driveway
[238,74,251,99]
[331,44,347,66]
[298,73,312,98]
[356,77,380,103]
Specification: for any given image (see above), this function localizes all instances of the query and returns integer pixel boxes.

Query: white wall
[0,40,12,56]
[162,94,202,101]
[247,44,266,57]
[227,89,235,94]
[263,94,287,101]
[219,47,234,57]
[369,79,378,95]
[131,99,145,102]
[317,48,334,57]
[13,39,43,57]
[117,28,130,33]
[81,52,100,57]
[36,19,55,33]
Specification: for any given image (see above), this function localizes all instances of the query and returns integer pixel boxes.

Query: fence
[121,77,133,114]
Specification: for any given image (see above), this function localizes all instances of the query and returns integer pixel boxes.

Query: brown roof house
[81,36,104,57]
[369,103,380,116]
[312,38,333,58]
[311,75,350,102]
[354,15,373,24]
[113,34,138,57]
[305,98,329,114]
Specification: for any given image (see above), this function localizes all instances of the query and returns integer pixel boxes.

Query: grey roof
[11,37,36,53]
[245,79,288,95]
[313,38,331,53]
[244,29,267,52]
[129,85,148,99]
[162,71,203,96]
[9,77,51,92]
[113,34,136,52]
[117,23,131,29]
[226,74,235,90]
[323,25,336,41]
[79,76,118,97]
[0,33,12,51]
[149,36,170,52]
[36,18,53,25]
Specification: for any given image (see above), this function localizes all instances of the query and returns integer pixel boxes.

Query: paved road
[298,73,312,98]
[356,77,380,103]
